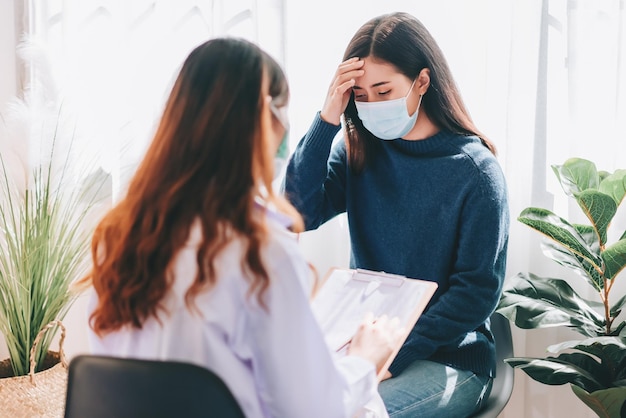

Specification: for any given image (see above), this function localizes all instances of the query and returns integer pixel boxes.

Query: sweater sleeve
[283,112,347,230]
[388,158,510,376]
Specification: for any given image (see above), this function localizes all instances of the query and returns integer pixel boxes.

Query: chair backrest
[471,312,515,418]
[64,355,245,418]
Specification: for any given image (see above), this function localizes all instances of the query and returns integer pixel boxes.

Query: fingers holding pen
[348,312,405,374]
[362,314,404,342]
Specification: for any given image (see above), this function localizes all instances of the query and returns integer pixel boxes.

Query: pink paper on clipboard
[311,268,438,380]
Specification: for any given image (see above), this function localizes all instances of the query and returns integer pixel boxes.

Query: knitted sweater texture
[284,113,510,377]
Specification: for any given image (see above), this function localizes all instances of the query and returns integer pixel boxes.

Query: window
[27,0,285,197]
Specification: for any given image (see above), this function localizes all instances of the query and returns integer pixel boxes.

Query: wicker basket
[0,321,68,418]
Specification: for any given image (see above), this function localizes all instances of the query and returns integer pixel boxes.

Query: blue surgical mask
[273,130,289,177]
[269,100,290,178]
[354,80,421,140]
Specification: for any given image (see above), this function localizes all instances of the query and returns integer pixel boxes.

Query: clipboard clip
[363,280,381,298]
[353,269,405,299]
[353,269,405,287]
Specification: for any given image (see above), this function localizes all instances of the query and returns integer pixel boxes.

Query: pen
[336,316,378,353]
[336,338,352,353]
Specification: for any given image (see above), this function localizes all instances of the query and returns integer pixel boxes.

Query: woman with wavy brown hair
[81,37,401,417]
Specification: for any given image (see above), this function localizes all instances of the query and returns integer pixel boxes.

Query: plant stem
[603,276,612,334]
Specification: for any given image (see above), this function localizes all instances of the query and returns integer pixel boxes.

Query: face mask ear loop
[406,78,421,117]
[410,93,423,118]
[407,79,417,98]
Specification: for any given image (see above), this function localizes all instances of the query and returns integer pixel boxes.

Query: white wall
[0,0,16,106]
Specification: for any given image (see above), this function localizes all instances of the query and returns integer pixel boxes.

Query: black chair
[64,355,245,418]
[471,312,515,418]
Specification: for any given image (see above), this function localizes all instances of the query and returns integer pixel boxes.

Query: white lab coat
[87,210,387,418]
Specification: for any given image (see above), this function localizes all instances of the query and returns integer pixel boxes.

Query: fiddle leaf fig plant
[497,157,626,418]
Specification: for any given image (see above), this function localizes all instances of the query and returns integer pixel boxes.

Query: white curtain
[22,0,285,199]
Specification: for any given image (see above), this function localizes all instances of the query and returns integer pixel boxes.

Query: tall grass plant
[0,108,106,376]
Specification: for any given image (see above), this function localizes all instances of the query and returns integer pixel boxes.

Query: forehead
[355,57,405,87]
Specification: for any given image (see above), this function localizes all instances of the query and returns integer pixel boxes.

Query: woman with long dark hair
[81,37,401,418]
[284,12,510,417]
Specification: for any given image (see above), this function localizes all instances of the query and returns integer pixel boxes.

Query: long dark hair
[343,12,496,173]
[82,37,302,334]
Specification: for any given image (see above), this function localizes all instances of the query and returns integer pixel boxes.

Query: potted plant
[497,157,626,417]
[0,89,107,378]
[0,99,108,415]
[0,36,111,380]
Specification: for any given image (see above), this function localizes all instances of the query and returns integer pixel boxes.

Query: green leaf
[550,336,626,355]
[574,190,616,247]
[599,170,611,183]
[602,239,626,281]
[559,352,610,386]
[574,224,602,253]
[552,158,599,196]
[548,337,614,352]
[598,169,626,206]
[611,323,626,339]
[611,295,626,318]
[519,207,602,267]
[540,239,604,291]
[497,272,606,337]
[571,385,626,418]
[548,337,626,384]
[505,356,605,392]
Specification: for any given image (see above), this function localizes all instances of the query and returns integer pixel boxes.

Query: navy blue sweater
[284,113,510,378]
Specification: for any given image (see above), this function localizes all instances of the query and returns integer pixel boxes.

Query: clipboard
[310,268,438,381]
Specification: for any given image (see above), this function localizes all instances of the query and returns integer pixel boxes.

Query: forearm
[283,112,344,229]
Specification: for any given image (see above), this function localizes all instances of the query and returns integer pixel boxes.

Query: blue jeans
[379,360,492,418]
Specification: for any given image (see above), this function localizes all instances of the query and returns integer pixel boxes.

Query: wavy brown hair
[342,12,497,173]
[82,37,303,335]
